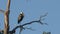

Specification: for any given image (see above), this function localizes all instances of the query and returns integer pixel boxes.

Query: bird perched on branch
[18,12,24,24]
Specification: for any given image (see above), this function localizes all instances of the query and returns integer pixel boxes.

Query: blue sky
[0,0,60,34]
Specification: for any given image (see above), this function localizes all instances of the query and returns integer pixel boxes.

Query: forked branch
[4,0,11,34]
[10,13,48,34]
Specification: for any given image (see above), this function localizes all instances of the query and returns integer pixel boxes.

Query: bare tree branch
[10,13,48,34]
[6,0,11,10]
[22,13,48,26]
[24,27,36,31]
[0,0,48,34]
[0,12,48,34]
[0,30,4,34]
[0,9,5,13]
[40,12,48,20]
[4,0,11,34]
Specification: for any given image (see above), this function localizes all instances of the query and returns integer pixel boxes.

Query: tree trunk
[4,0,11,34]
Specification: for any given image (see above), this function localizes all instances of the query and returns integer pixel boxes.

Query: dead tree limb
[0,0,48,34]
[10,13,48,34]
[4,0,11,34]
[0,9,5,13]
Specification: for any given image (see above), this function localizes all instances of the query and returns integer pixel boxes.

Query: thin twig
[10,13,48,34]
[0,9,5,13]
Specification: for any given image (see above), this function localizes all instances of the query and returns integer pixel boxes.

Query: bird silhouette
[18,12,24,24]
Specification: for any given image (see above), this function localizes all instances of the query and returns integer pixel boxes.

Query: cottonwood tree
[0,0,48,34]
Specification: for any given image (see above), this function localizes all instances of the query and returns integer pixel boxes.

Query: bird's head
[20,12,24,16]
[20,12,23,14]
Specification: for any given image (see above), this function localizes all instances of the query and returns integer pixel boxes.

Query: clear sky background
[0,0,60,34]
